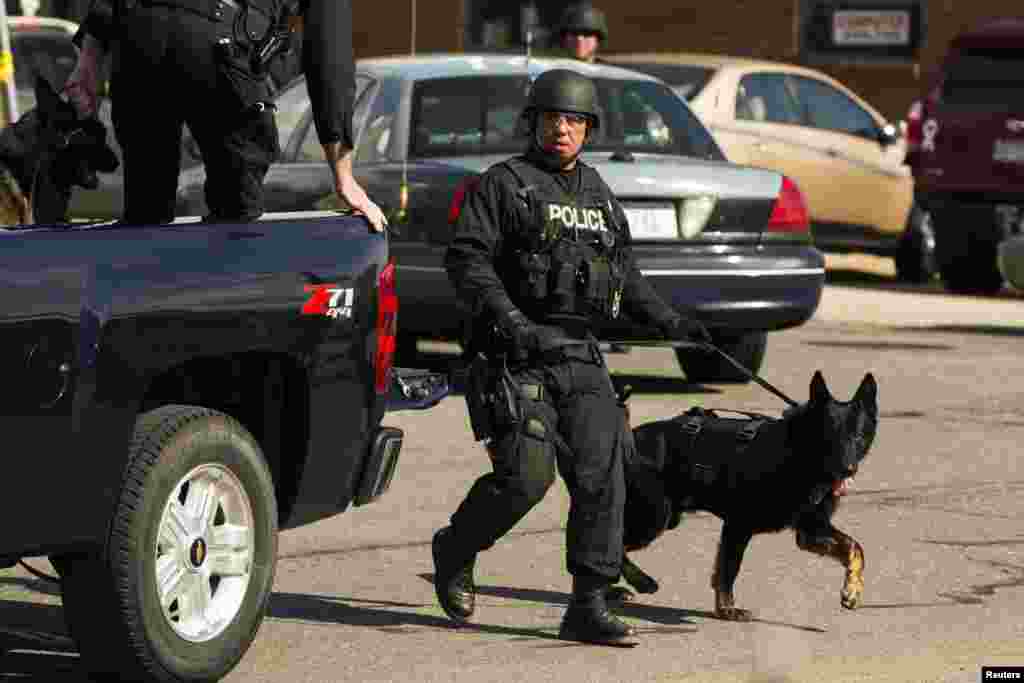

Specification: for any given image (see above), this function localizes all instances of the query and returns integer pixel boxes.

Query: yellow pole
[0,6,17,127]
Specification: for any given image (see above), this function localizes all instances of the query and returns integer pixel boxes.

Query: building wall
[353,0,1024,123]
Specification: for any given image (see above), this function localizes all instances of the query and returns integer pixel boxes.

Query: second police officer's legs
[109,6,182,225]
[111,4,277,224]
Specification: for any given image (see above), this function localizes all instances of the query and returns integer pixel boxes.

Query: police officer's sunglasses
[540,111,590,128]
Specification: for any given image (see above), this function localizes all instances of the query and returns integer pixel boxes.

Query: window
[275,79,313,154]
[11,33,77,91]
[354,78,403,165]
[293,75,378,162]
[735,74,802,124]
[942,48,1024,111]
[409,75,724,161]
[790,76,879,140]
[618,63,715,102]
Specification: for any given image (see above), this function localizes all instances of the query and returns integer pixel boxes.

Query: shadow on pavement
[267,590,572,645]
[414,575,823,634]
[888,324,1024,338]
[0,601,86,682]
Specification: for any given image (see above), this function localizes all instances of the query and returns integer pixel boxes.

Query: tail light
[767,176,809,234]
[906,99,924,151]
[448,176,480,224]
[374,259,397,394]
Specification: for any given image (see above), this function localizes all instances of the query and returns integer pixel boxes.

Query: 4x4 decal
[302,284,355,319]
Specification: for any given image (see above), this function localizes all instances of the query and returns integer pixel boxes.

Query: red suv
[910,19,1024,294]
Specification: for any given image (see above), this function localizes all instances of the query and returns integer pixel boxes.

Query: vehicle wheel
[937,226,1003,295]
[894,205,937,284]
[60,405,278,683]
[674,331,767,384]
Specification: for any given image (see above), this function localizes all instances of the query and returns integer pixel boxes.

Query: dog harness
[672,407,769,487]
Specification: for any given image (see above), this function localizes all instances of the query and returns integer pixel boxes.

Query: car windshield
[942,48,1024,111]
[410,75,724,161]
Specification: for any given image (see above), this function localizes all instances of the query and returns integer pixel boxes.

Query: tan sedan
[607,53,935,283]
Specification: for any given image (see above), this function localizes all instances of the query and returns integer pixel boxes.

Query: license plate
[993,139,1024,163]
[622,204,678,240]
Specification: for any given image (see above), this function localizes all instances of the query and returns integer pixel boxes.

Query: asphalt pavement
[2,256,1023,682]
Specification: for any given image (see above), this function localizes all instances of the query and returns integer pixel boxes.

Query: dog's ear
[854,373,878,412]
[34,74,65,121]
[810,370,830,404]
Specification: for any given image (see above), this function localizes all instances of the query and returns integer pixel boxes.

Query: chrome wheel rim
[155,463,255,643]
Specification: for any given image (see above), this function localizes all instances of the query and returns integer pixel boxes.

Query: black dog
[616,371,878,620]
[0,74,119,227]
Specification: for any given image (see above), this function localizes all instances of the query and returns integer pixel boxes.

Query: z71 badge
[302,284,355,319]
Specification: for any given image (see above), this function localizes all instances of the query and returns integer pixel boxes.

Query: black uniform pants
[109,4,280,225]
[449,344,629,581]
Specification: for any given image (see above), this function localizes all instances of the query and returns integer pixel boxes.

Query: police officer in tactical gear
[558,2,609,64]
[64,0,386,230]
[434,68,711,647]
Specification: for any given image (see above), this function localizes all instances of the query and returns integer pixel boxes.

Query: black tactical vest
[499,156,628,323]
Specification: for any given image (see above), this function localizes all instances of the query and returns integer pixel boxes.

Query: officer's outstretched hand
[661,316,713,346]
[326,145,388,232]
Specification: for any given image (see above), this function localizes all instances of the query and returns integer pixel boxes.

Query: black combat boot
[432,526,476,624]
[559,575,638,647]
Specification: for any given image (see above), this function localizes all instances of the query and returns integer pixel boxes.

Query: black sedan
[176,55,826,382]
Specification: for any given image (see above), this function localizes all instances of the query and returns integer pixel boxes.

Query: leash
[696,341,799,408]
[588,336,801,409]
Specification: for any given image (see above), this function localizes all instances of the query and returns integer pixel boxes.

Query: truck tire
[674,331,767,384]
[938,234,1003,296]
[894,205,937,284]
[60,405,278,682]
[933,208,1003,294]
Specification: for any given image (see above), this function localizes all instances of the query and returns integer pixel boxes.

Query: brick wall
[352,0,1024,123]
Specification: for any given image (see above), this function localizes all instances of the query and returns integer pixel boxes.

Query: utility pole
[0,4,19,127]
[409,0,416,55]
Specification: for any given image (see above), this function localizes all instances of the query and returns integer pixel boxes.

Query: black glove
[661,316,712,345]
[500,310,574,358]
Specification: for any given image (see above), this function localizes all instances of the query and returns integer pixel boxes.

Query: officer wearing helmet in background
[558,2,609,64]
[434,69,711,647]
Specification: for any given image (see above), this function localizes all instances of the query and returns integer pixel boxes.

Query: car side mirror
[879,123,901,147]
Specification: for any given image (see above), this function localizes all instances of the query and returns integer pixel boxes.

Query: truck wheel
[894,205,937,284]
[674,332,767,384]
[60,405,278,682]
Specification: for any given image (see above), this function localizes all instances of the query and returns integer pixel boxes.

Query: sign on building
[801,0,926,63]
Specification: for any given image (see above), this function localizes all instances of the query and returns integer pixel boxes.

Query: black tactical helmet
[559,2,609,42]
[525,69,601,130]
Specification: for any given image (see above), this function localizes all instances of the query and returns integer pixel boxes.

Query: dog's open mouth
[833,464,859,497]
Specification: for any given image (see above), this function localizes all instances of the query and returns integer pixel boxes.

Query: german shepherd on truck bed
[0,75,119,227]
[617,371,878,620]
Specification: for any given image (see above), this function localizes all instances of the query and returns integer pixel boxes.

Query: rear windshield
[941,48,1024,110]
[612,63,714,101]
[410,75,724,161]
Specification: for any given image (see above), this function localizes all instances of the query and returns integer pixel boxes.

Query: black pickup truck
[0,211,448,682]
